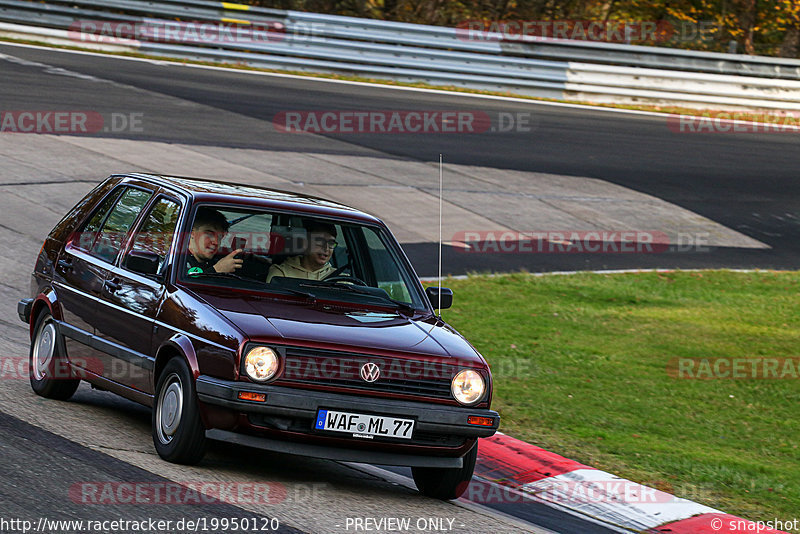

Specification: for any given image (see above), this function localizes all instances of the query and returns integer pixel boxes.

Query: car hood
[194,291,481,362]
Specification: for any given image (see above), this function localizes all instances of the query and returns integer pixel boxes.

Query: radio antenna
[438,153,443,315]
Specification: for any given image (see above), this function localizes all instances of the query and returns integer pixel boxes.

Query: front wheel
[29,311,80,400]
[412,441,478,499]
[152,358,206,464]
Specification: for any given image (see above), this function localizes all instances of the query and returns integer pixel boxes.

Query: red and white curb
[471,433,787,533]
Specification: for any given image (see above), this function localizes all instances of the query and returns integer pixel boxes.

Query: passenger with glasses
[266,221,340,282]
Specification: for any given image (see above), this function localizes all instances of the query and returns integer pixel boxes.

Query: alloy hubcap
[156,373,183,444]
[32,322,56,380]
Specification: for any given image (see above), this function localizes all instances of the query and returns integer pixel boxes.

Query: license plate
[315,409,414,440]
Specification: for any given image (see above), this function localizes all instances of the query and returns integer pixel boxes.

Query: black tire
[29,311,80,400]
[412,441,478,500]
[152,357,206,464]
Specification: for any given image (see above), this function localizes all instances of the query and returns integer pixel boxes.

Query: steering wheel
[326,262,351,279]
[323,275,368,286]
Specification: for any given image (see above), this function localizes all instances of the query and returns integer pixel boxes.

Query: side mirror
[426,286,453,310]
[125,249,161,276]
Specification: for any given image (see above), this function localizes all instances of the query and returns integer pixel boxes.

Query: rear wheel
[412,441,478,499]
[152,358,206,464]
[29,311,80,400]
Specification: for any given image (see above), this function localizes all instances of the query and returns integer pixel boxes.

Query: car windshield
[177,205,426,311]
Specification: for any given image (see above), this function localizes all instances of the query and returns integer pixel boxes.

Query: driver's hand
[213,249,243,273]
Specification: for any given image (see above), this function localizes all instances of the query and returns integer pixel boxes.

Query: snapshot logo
[710,517,800,533]
[68,20,285,45]
[668,357,800,380]
[456,20,674,43]
[668,112,800,134]
[0,111,144,134]
[452,231,671,254]
[69,482,288,505]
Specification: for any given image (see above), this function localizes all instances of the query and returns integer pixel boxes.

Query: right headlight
[243,346,279,382]
[451,369,485,405]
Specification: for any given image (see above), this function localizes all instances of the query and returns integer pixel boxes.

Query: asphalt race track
[1,41,798,534]
[2,43,800,276]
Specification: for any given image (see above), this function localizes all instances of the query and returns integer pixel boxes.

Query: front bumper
[196,375,499,468]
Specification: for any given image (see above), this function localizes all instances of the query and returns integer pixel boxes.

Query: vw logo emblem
[360,362,380,382]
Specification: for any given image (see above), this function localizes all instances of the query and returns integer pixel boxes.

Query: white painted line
[340,461,594,534]
[521,469,720,531]
[420,267,775,282]
[0,40,690,122]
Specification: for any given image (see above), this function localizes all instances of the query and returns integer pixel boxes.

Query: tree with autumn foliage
[249,0,800,57]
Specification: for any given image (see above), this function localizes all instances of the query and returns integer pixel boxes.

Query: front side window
[363,227,413,303]
[179,205,426,311]
[128,197,181,273]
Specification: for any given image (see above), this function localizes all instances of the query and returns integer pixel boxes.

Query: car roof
[120,172,382,224]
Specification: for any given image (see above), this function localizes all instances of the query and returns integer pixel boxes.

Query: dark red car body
[18,173,499,488]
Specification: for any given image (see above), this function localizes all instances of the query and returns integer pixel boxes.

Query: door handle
[57,259,73,270]
[104,279,121,292]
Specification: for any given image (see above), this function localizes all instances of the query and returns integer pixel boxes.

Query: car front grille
[277,346,455,400]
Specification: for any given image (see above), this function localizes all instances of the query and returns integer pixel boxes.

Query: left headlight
[451,369,485,405]
[243,346,279,382]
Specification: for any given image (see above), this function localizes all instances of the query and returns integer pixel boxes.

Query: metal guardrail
[1,0,799,110]
[106,0,800,80]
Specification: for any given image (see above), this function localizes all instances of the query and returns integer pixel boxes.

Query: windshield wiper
[278,288,317,301]
[188,272,316,301]
[310,282,416,314]
[188,271,257,283]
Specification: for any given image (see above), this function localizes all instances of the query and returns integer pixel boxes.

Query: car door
[54,186,126,376]
[95,194,182,394]
[66,185,156,380]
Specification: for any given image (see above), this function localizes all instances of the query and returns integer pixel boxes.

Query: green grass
[430,270,800,528]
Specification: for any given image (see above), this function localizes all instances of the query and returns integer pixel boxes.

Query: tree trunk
[780,25,800,57]
[779,14,800,58]
[383,0,397,20]
[739,0,758,55]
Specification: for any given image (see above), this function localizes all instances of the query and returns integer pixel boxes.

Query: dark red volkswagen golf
[18,173,499,499]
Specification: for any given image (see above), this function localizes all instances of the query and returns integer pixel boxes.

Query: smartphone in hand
[232,237,247,258]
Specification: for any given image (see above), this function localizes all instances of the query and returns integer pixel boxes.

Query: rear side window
[88,188,153,263]
[75,188,124,250]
